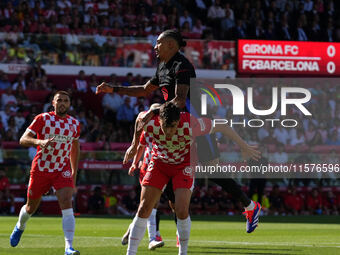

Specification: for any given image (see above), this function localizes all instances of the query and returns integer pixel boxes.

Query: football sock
[245,200,255,211]
[127,216,147,255]
[16,205,31,231]
[211,178,251,207]
[156,209,161,232]
[62,208,75,250]
[147,209,157,241]
[177,216,191,255]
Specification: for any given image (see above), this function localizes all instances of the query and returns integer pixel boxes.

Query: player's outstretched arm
[70,139,80,184]
[211,124,261,161]
[19,129,55,148]
[96,80,158,97]
[128,144,145,176]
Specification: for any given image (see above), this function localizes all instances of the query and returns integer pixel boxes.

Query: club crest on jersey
[62,170,72,178]
[183,166,193,177]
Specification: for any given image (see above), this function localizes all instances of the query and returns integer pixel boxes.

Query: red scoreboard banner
[238,39,340,76]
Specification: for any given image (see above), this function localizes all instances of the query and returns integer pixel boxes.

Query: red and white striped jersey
[27,112,80,173]
[144,112,212,164]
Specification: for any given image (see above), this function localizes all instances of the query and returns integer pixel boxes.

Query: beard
[56,106,68,115]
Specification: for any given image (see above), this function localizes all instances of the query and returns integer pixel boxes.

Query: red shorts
[27,169,74,200]
[139,163,148,185]
[142,160,194,191]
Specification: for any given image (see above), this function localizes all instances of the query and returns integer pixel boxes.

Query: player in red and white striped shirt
[10,91,81,255]
[124,102,260,255]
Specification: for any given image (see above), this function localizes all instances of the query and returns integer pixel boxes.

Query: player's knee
[58,197,72,209]
[137,200,153,218]
[176,207,189,219]
[25,204,36,214]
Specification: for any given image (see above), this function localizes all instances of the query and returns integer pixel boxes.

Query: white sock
[127,216,147,255]
[147,209,157,242]
[16,205,31,230]
[245,200,255,211]
[62,208,75,251]
[156,230,160,236]
[177,216,191,255]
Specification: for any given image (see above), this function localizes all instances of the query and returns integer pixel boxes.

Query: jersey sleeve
[139,131,146,146]
[174,62,195,86]
[191,115,213,137]
[27,114,44,136]
[150,66,159,86]
[74,122,81,140]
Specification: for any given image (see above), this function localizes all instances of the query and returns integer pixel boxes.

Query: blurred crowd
[0,0,339,67]
[81,183,340,216]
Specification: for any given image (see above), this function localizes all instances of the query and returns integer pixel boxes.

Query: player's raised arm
[96,80,158,97]
[211,124,261,161]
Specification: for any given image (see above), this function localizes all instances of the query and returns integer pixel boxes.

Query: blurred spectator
[221,9,235,39]
[74,70,88,92]
[102,91,123,122]
[88,186,106,214]
[134,97,149,116]
[306,188,324,215]
[271,145,288,164]
[284,186,304,215]
[12,72,27,90]
[179,10,192,29]
[273,126,289,145]
[289,129,306,146]
[202,188,219,214]
[0,169,15,215]
[118,190,139,216]
[88,73,98,93]
[0,71,11,90]
[269,185,284,215]
[116,97,134,137]
[104,187,118,215]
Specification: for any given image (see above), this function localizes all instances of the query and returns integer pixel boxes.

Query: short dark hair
[54,90,70,100]
[159,102,180,126]
[161,29,187,47]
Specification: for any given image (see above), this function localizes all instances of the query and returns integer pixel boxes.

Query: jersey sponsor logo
[183,166,193,177]
[48,134,73,142]
[62,170,72,178]
[161,87,168,101]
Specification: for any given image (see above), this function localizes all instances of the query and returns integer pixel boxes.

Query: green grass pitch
[0,216,339,254]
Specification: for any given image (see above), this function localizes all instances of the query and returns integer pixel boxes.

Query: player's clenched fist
[39,136,56,149]
[128,164,137,176]
[96,82,114,94]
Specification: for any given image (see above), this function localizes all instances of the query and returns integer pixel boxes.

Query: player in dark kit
[96,30,261,234]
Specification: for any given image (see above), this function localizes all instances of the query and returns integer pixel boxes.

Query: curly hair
[159,102,180,126]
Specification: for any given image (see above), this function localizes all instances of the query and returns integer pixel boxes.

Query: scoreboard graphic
[237,39,340,76]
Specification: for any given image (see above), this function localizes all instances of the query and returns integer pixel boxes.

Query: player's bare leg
[127,185,162,255]
[10,197,41,247]
[174,188,192,255]
[56,187,79,255]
